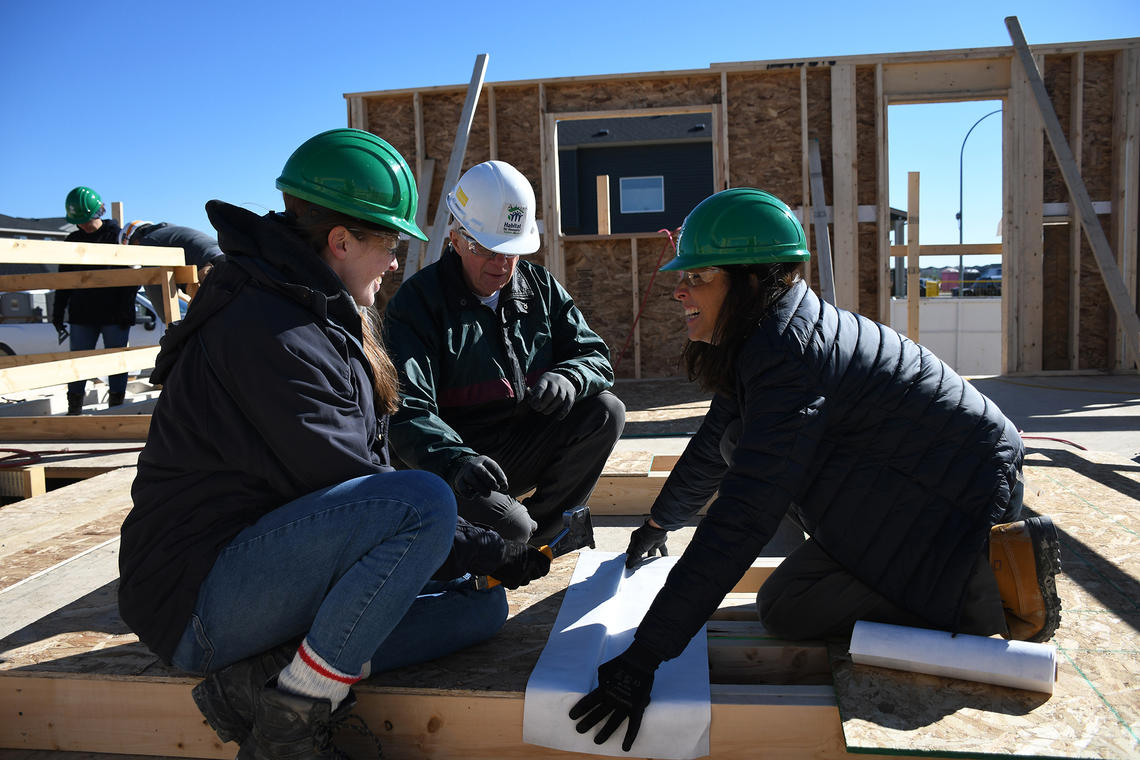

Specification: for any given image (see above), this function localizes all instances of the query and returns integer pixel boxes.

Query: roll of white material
[849,621,1057,694]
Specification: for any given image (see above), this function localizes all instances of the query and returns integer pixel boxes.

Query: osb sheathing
[562,235,687,379]
[856,67,881,318]
[543,76,721,114]
[804,68,834,291]
[725,70,802,200]
[1036,53,1117,369]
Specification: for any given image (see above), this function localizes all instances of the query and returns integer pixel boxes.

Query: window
[619,176,665,214]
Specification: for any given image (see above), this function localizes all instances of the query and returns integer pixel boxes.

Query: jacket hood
[150,201,363,384]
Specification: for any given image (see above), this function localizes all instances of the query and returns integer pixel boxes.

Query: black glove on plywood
[569,642,661,752]
[624,520,668,569]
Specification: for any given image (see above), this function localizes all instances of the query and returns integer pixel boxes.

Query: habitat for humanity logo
[502,204,526,235]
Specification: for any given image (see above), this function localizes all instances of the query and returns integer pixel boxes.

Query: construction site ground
[1,373,1138,760]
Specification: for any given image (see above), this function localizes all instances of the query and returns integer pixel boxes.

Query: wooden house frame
[346,32,1140,377]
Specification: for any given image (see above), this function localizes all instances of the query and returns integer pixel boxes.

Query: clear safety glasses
[459,229,517,260]
[677,267,724,287]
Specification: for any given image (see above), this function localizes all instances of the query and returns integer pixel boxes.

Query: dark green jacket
[384,244,614,480]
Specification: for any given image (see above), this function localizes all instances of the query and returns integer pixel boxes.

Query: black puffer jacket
[119,202,503,663]
[636,281,1023,661]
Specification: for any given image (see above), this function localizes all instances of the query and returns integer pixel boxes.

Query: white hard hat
[120,220,155,245]
[446,160,540,255]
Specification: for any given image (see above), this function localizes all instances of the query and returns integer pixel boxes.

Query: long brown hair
[682,262,803,396]
[283,193,401,415]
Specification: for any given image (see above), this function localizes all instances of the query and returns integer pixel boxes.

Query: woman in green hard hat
[118,128,550,757]
[568,188,1061,753]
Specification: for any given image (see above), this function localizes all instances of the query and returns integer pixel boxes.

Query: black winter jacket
[635,281,1023,662]
[119,202,506,663]
[53,219,137,327]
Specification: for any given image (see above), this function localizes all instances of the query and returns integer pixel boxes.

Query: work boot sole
[1025,515,1063,643]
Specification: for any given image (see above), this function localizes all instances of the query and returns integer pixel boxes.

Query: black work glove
[569,642,661,752]
[527,371,577,419]
[490,541,552,589]
[624,519,668,569]
[54,321,69,344]
[452,455,509,499]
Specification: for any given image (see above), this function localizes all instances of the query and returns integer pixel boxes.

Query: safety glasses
[677,267,724,287]
[459,229,517,260]
[347,227,400,259]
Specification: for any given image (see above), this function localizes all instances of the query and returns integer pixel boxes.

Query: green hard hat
[276,128,428,242]
[661,188,811,271]
[64,186,104,224]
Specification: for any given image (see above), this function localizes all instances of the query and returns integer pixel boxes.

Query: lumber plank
[1,674,928,760]
[0,465,45,499]
[0,346,160,394]
[906,172,920,340]
[0,414,150,441]
[1,238,185,266]
[830,62,858,311]
[808,139,837,305]
[0,266,195,292]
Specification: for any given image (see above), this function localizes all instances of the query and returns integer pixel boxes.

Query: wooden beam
[487,85,498,160]
[0,346,160,394]
[882,58,1011,103]
[596,175,611,235]
[907,172,920,341]
[416,53,489,275]
[800,69,812,267]
[888,243,1003,258]
[1069,52,1085,370]
[875,63,890,324]
[2,238,185,267]
[1111,47,1140,369]
[720,70,731,190]
[413,91,425,190]
[0,415,150,441]
[542,109,565,283]
[808,139,836,304]
[409,158,435,275]
[830,63,859,311]
[347,96,366,130]
[631,238,641,379]
[0,465,45,499]
[0,265,195,293]
[110,201,124,227]
[1006,17,1140,369]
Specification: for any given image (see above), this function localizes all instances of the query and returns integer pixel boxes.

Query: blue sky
[2,1,1137,270]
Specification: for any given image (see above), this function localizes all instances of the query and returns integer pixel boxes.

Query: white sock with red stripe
[276,639,362,710]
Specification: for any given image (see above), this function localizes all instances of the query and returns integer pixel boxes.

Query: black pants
[721,419,1020,640]
[458,390,625,544]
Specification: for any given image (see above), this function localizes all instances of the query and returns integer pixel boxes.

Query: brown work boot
[990,516,1062,642]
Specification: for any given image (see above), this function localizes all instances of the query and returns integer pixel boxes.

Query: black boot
[192,645,295,747]
[108,391,126,406]
[66,392,84,415]
[250,687,362,760]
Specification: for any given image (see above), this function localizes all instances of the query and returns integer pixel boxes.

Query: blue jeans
[67,323,130,396]
[171,470,508,676]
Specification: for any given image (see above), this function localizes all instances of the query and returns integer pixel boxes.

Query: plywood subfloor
[834,443,1140,759]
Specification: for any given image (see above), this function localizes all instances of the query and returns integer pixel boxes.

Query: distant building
[0,215,74,276]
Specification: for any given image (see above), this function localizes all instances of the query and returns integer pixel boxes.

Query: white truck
[0,290,182,357]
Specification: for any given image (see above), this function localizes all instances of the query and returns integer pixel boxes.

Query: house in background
[557,113,715,235]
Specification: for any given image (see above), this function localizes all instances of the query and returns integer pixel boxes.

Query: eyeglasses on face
[347,227,400,258]
[459,229,517,260]
[677,267,724,287]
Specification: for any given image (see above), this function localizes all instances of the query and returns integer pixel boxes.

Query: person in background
[384,160,625,546]
[54,186,136,414]
[568,188,1061,753]
[119,220,225,308]
[118,129,550,759]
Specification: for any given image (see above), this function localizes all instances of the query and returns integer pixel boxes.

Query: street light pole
[958,108,1002,295]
